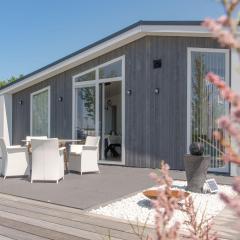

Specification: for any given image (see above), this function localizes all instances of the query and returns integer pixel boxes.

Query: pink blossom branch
[206,72,240,164]
[204,0,240,224]
[203,1,240,52]
[150,163,181,240]
[150,163,217,239]
[203,17,240,49]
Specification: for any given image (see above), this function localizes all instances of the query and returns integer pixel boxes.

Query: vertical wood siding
[12,36,224,170]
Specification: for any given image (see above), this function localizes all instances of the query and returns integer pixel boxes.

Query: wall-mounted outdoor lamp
[127,90,132,95]
[153,59,162,69]
[154,88,160,95]
[18,100,23,105]
[58,96,63,102]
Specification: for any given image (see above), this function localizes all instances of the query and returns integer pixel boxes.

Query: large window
[31,87,50,136]
[72,56,125,165]
[188,48,229,171]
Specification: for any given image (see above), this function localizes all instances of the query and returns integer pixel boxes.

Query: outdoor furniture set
[0,136,100,183]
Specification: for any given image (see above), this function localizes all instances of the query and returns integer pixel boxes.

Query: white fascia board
[142,25,211,37]
[0,24,213,95]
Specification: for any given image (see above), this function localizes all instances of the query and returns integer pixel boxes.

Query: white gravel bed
[89,180,236,227]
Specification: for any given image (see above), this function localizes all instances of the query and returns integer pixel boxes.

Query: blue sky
[0,0,224,80]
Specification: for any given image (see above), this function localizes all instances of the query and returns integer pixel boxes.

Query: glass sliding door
[31,87,50,136]
[189,49,229,172]
[74,86,96,139]
[74,82,123,162]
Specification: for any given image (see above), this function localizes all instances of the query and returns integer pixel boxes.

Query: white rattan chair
[69,136,100,175]
[0,138,30,179]
[31,138,65,183]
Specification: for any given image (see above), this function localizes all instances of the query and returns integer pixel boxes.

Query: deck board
[0,236,15,240]
[0,217,87,240]
[0,225,50,240]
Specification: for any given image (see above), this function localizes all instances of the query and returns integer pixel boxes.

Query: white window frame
[72,55,125,165]
[30,86,51,137]
[187,47,230,172]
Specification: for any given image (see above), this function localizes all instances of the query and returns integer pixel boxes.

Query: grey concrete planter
[184,154,210,193]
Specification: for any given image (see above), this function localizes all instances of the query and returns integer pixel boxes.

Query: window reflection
[75,87,96,139]
[75,71,96,82]
[32,89,49,136]
[99,60,122,79]
[191,51,227,168]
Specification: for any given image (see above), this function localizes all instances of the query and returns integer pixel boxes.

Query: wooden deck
[0,193,155,240]
[0,191,238,239]
[213,207,239,240]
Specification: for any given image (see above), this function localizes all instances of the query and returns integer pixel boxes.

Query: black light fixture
[58,96,63,102]
[154,88,160,95]
[127,89,132,95]
[153,59,162,69]
[18,100,23,105]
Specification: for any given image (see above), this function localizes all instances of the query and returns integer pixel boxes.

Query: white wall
[0,94,12,174]
[230,49,240,176]
[0,94,12,148]
[0,96,3,141]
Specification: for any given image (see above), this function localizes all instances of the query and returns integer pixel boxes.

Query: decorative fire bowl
[143,189,190,201]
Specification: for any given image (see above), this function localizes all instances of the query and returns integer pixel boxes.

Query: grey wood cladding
[12,36,224,170]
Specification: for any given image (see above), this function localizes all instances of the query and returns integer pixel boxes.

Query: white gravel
[89,181,236,227]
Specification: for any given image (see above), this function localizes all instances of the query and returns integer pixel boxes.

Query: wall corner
[230,48,240,176]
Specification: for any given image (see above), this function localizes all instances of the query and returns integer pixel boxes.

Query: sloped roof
[0,20,204,94]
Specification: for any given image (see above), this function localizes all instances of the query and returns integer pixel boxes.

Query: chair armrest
[6,146,28,153]
[82,145,98,151]
[59,147,66,158]
[59,147,66,152]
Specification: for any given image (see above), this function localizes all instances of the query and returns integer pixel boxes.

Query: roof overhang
[0,21,212,95]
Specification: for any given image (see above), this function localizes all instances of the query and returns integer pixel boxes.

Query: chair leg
[56,180,59,184]
[3,176,6,180]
